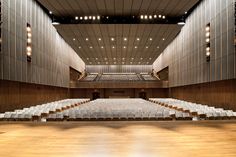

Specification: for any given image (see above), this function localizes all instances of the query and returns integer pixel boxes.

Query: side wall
[153,0,235,87]
[170,79,236,111]
[0,0,85,88]
[0,79,69,112]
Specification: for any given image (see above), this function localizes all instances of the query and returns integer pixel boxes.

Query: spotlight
[144,15,148,19]
[124,37,127,41]
[149,15,152,19]
[89,16,92,19]
[27,38,32,43]
[159,15,162,18]
[162,16,166,19]
[149,38,153,41]
[206,52,210,56]
[80,16,83,20]
[27,46,32,52]
[154,15,157,18]
[93,16,96,20]
[84,16,88,20]
[206,38,210,43]
[111,38,115,41]
[49,11,52,14]
[137,38,140,41]
[140,15,144,19]
[206,32,210,37]
[206,47,210,51]
[97,16,100,20]
[206,26,210,32]
[75,16,79,20]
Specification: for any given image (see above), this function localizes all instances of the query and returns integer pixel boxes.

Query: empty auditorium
[0,0,236,156]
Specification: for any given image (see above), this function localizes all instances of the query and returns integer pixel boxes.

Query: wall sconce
[205,23,210,62]
[26,23,32,62]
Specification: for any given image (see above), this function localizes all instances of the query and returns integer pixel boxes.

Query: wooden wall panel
[70,88,168,100]
[0,79,69,113]
[153,0,235,87]
[0,0,85,88]
[170,79,236,111]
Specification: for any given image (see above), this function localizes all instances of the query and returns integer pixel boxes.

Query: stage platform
[0,121,236,157]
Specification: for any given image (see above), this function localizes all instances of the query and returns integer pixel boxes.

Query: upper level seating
[150,98,236,120]
[141,74,157,81]
[47,99,189,121]
[0,99,90,121]
[99,74,141,81]
[81,74,98,81]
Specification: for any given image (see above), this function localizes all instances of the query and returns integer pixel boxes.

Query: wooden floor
[0,121,236,157]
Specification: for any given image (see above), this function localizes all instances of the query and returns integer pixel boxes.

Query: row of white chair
[149,98,236,120]
[46,99,191,121]
[0,99,90,121]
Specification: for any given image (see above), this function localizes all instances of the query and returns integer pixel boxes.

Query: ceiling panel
[38,0,200,17]
[55,24,182,65]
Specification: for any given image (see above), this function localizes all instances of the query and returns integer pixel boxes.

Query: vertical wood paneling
[1,0,85,88]
[153,0,235,87]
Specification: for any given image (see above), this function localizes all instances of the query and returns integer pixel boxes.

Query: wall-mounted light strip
[26,23,32,62]
[205,23,210,62]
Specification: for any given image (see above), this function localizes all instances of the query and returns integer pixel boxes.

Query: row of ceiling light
[140,14,166,20]
[87,57,152,61]
[73,37,165,41]
[78,45,160,49]
[88,62,150,65]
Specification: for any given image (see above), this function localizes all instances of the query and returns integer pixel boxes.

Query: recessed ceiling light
[131,58,134,60]
[140,58,143,60]
[135,46,138,49]
[154,15,157,18]
[123,46,126,49]
[95,58,98,60]
[157,46,160,49]
[86,38,89,41]
[49,11,52,14]
[144,15,148,19]
[84,16,88,20]
[113,58,116,60]
[106,16,109,19]
[101,46,104,49]
[146,46,149,49]
[158,15,162,18]
[89,16,92,19]
[80,16,83,20]
[149,15,152,19]
[73,38,76,41]
[90,46,93,49]
[130,62,133,64]
[79,46,81,49]
[98,38,101,41]
[185,11,188,14]
[124,37,127,41]
[112,46,115,49]
[162,38,165,41]
[162,16,166,19]
[149,58,152,60]
[75,16,79,20]
[137,38,140,41]
[92,16,96,20]
[87,58,89,60]
[140,15,144,19]
[104,58,107,60]
[111,38,115,41]
[149,38,152,41]
[122,58,125,60]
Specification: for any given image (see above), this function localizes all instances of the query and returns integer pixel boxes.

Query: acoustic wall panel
[153,0,235,87]
[0,0,85,87]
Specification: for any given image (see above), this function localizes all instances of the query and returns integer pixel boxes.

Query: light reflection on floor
[0,121,236,157]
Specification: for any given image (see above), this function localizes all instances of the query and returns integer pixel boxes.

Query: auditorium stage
[0,121,235,157]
